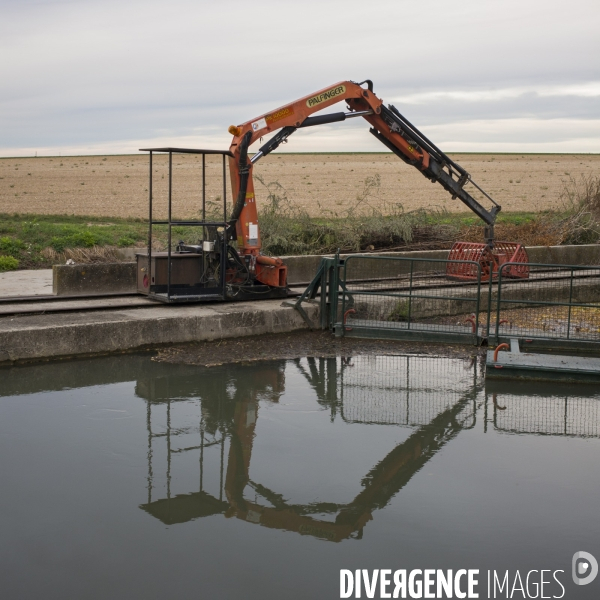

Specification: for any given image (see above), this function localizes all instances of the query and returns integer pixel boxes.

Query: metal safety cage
[141,393,228,514]
[334,255,484,345]
[140,147,234,303]
[492,262,600,351]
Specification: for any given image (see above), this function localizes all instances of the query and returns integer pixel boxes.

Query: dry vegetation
[1,153,599,270]
[1,153,599,219]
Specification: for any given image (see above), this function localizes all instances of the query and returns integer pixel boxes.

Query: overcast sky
[2,0,599,156]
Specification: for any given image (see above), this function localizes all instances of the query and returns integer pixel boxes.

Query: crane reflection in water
[137,355,482,541]
[136,355,600,542]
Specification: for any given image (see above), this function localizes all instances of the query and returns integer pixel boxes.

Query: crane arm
[227,80,501,279]
[366,104,500,230]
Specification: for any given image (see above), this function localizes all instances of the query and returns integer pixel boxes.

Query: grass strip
[0,174,598,271]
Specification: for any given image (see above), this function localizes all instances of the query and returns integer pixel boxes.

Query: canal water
[1,354,599,600]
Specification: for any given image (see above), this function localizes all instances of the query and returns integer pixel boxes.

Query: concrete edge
[0,301,319,366]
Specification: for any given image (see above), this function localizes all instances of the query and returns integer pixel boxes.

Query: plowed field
[1,153,598,219]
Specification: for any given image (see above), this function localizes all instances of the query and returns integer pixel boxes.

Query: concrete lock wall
[52,245,600,295]
[53,263,137,295]
[0,301,319,364]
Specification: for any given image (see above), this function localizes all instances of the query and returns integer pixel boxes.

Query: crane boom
[227,80,502,288]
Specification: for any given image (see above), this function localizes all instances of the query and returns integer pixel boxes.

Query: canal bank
[1,243,598,366]
[0,300,317,364]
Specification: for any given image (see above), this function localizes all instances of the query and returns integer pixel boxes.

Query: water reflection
[485,379,600,438]
[2,354,600,599]
[1,354,598,544]
[137,355,482,541]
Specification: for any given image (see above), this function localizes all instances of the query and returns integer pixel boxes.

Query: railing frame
[333,255,483,345]
[294,255,600,351]
[492,262,600,349]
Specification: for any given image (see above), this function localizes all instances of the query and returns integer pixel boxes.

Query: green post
[319,262,328,329]
[407,260,414,329]
[475,263,481,344]
[493,265,503,345]
[331,251,340,330]
[486,264,494,343]
[567,267,574,340]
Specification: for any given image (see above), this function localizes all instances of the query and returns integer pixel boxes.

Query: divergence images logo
[572,551,598,586]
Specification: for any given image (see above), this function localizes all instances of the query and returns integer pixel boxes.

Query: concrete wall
[283,245,600,284]
[53,262,137,296]
[0,301,319,364]
[282,249,449,284]
[525,244,600,265]
[53,245,600,295]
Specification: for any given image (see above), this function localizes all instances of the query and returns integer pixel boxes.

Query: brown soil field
[1,153,598,219]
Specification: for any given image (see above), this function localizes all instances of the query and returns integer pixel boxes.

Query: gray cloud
[1,0,599,155]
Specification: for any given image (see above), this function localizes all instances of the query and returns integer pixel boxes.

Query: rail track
[0,293,157,318]
[0,267,593,318]
[0,288,306,317]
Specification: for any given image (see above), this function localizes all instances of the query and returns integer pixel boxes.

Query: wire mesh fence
[337,255,482,344]
[493,263,600,343]
[320,255,600,349]
[492,393,600,438]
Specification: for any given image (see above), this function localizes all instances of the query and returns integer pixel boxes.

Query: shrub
[0,255,19,272]
[0,236,26,257]
[556,175,600,245]
[50,230,98,251]
[256,174,422,255]
[117,236,136,247]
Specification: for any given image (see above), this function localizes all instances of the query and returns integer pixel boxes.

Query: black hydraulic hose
[230,130,253,223]
[355,79,374,92]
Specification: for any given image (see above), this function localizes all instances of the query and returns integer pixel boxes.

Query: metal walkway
[486,338,600,382]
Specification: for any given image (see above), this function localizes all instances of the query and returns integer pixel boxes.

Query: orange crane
[227,79,527,288]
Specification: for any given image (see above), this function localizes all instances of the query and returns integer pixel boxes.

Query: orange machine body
[228,81,435,288]
[228,80,516,288]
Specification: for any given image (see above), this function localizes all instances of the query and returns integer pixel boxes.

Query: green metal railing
[292,257,339,330]
[337,255,482,345]
[293,255,600,350]
[492,262,600,348]
[294,254,483,345]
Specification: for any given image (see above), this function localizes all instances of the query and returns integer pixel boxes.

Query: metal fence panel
[492,394,600,438]
[294,254,600,352]
[494,263,600,344]
[336,255,482,345]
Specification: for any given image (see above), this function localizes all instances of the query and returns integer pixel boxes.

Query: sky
[1,0,599,156]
